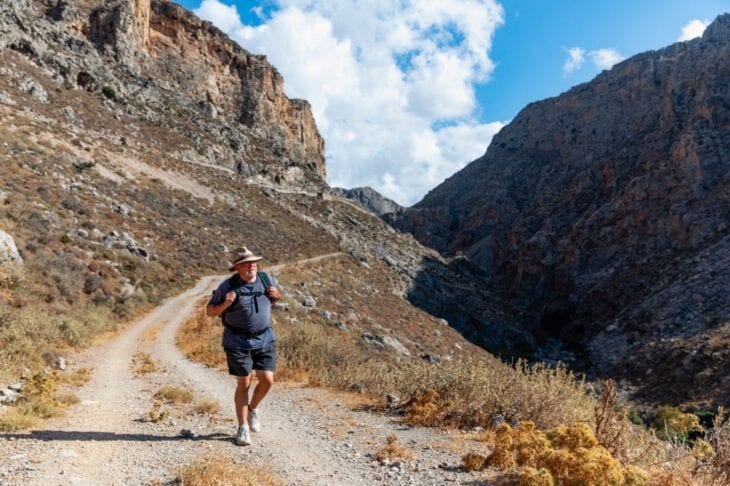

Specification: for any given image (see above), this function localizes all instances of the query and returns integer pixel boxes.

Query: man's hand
[266,287,281,301]
[224,291,236,305]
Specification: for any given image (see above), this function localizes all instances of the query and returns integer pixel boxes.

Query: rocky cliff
[387,15,730,406]
[332,186,403,216]
[1,0,325,187]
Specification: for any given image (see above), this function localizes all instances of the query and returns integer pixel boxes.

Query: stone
[0,230,23,265]
[19,78,48,103]
[0,90,16,106]
[179,428,195,438]
[120,283,135,301]
[381,336,411,357]
[54,357,66,371]
[112,203,131,216]
[302,296,316,308]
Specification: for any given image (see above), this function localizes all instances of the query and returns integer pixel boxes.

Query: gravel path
[0,264,492,485]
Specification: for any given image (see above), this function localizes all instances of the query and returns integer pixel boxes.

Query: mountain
[387,15,730,406]
[332,186,403,216]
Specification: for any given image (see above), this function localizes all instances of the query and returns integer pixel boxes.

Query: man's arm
[206,291,236,317]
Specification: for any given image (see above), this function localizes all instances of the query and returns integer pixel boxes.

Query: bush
[652,406,703,442]
[484,421,649,485]
[101,86,116,100]
[176,455,283,486]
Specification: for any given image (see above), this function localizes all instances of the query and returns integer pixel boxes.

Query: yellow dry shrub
[623,465,650,485]
[462,452,488,472]
[520,466,554,486]
[487,421,649,486]
[404,389,453,427]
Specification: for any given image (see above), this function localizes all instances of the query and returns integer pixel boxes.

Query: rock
[0,230,23,265]
[54,357,66,371]
[19,78,48,103]
[302,296,316,308]
[0,389,20,404]
[348,383,364,394]
[381,336,411,357]
[8,383,23,392]
[112,203,131,216]
[0,90,16,106]
[386,393,399,408]
[62,106,75,120]
[20,367,32,379]
[179,428,195,438]
[75,228,89,239]
[334,321,348,332]
[119,283,135,301]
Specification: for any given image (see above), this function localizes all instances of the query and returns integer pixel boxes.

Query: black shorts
[224,342,277,377]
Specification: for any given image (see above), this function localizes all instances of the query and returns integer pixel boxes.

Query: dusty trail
[0,254,478,486]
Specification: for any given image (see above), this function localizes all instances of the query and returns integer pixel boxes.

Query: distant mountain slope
[332,186,403,216]
[387,14,730,406]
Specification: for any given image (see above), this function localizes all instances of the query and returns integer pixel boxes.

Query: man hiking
[206,247,281,446]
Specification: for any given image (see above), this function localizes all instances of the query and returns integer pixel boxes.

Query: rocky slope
[333,186,403,216]
[387,15,730,406]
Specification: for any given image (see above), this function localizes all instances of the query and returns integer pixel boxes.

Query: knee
[258,371,274,387]
[236,377,252,391]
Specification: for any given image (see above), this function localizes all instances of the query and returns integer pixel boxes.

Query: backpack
[221,272,273,333]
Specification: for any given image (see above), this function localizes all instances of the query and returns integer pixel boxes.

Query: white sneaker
[249,408,261,433]
[235,425,251,445]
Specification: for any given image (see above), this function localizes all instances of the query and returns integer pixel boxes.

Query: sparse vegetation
[147,399,170,423]
[154,385,193,405]
[132,352,160,375]
[375,434,415,463]
[176,455,283,486]
[192,399,221,415]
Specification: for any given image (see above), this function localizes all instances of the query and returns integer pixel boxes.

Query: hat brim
[228,256,263,271]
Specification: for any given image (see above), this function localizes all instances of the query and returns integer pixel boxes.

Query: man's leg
[234,375,252,425]
[249,370,274,410]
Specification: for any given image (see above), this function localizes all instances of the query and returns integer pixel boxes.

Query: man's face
[235,261,257,280]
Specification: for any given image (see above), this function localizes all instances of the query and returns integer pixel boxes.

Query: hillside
[386,14,730,407]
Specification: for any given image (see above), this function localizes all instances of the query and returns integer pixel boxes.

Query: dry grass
[375,434,416,463]
[462,452,488,471]
[132,352,161,375]
[176,455,284,486]
[192,399,221,416]
[147,400,170,423]
[58,367,93,386]
[0,408,39,431]
[154,386,193,404]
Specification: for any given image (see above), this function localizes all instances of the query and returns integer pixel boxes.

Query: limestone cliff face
[4,0,325,186]
[146,1,325,180]
[388,15,730,405]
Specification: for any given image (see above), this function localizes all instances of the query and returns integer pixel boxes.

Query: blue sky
[175,0,728,205]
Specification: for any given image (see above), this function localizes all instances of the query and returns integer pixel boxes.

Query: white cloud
[194,0,505,205]
[589,48,624,70]
[677,19,710,41]
[563,47,585,74]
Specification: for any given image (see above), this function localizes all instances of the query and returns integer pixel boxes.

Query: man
[206,247,281,446]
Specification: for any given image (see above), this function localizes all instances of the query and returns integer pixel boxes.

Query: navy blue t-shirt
[208,272,278,350]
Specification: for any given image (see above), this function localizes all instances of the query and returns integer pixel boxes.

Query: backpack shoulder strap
[257,271,271,290]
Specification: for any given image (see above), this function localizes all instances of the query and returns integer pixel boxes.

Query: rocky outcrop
[0,0,325,187]
[333,186,403,216]
[388,15,730,405]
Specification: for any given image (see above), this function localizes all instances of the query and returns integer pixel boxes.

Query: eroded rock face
[0,0,325,187]
[388,15,730,405]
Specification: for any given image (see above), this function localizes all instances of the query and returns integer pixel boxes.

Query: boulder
[0,230,23,265]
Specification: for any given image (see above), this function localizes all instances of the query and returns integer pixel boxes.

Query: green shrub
[101,86,116,100]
